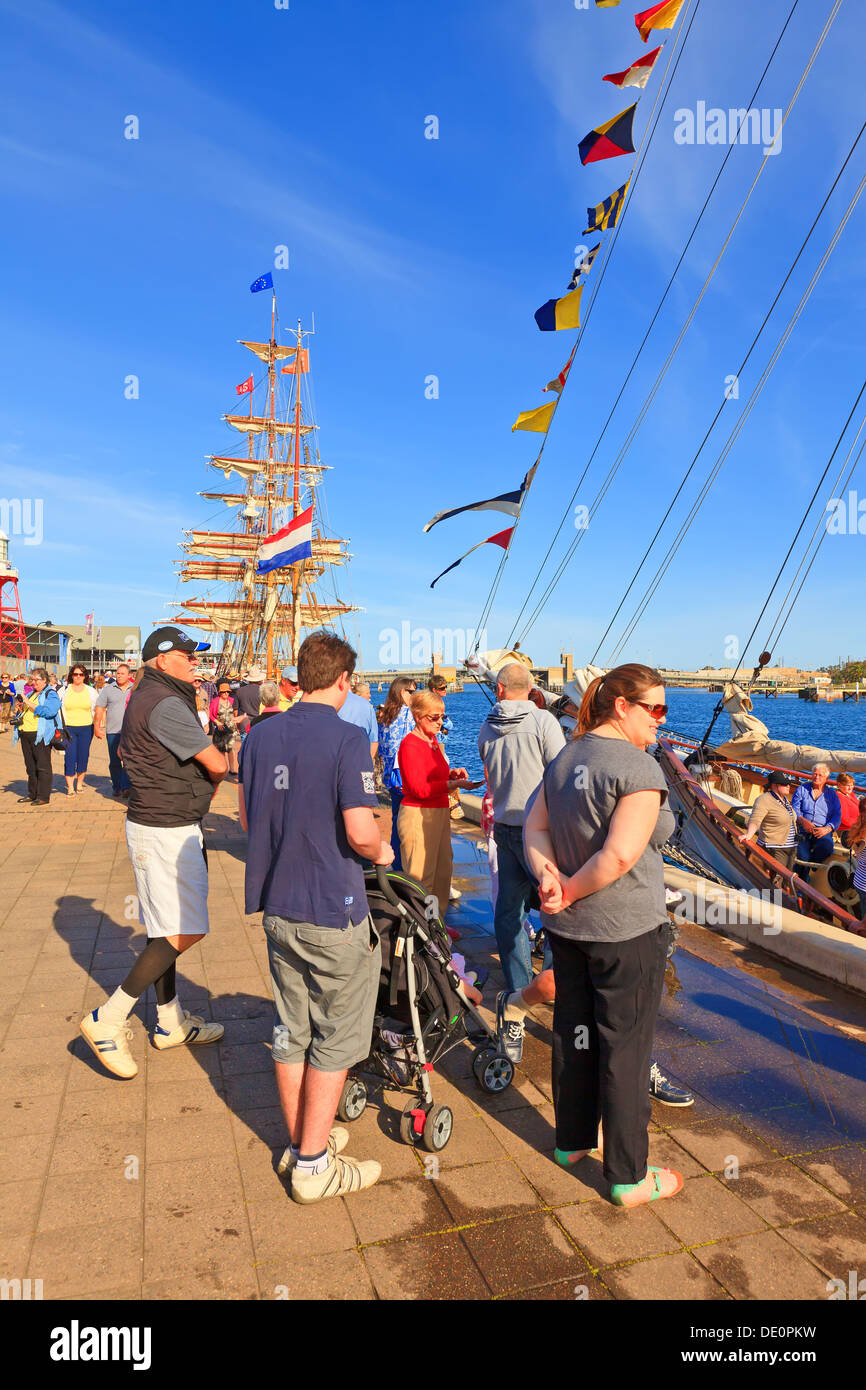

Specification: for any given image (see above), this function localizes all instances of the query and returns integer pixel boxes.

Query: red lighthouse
[0,530,29,665]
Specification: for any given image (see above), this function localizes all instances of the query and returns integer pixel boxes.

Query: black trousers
[549,924,669,1187]
[19,730,53,802]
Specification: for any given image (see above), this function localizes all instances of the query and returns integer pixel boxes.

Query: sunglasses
[424,713,444,723]
[630,700,668,719]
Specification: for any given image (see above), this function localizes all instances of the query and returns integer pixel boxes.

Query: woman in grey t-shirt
[525,663,683,1209]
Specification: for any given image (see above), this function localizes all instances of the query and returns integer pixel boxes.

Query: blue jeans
[106,731,130,792]
[389,788,403,870]
[796,831,834,879]
[64,724,93,777]
[493,822,535,993]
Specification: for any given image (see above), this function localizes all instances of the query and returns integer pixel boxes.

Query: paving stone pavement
[1,729,865,1301]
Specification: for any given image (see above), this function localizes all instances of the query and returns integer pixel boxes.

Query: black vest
[120,666,212,828]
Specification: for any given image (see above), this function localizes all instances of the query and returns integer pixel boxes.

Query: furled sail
[238,340,302,363]
[174,598,361,634]
[716,682,866,775]
[223,415,317,437]
[205,456,328,484]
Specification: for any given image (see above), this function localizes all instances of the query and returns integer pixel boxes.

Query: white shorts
[125,819,210,938]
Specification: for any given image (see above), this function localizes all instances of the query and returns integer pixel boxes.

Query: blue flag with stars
[250,272,274,293]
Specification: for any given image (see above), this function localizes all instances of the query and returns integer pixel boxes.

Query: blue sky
[1,0,864,672]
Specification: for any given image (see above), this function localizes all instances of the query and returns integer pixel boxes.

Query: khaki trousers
[397,804,452,916]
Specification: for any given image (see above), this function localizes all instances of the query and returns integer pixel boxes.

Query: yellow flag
[512,402,556,434]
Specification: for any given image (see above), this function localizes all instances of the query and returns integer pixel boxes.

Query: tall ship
[171,292,359,675]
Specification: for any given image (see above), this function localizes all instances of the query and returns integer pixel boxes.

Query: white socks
[98,987,137,1028]
[156,997,185,1032]
[504,990,528,1023]
[296,1150,330,1175]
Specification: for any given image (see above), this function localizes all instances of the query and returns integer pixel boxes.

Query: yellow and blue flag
[584,179,630,234]
[534,285,582,333]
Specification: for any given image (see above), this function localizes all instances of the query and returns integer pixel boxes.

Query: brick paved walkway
[1,730,865,1300]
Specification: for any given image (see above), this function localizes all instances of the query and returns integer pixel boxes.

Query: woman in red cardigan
[397,690,471,915]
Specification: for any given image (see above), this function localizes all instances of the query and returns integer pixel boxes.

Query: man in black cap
[78,627,228,1079]
[744,769,798,870]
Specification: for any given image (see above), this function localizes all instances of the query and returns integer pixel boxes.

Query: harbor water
[375,685,866,783]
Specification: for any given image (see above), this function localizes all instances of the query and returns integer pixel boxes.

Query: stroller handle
[375,863,406,911]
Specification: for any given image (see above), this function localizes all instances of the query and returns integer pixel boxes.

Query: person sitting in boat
[742,769,797,871]
[791,763,841,879]
[847,804,866,918]
[835,772,860,835]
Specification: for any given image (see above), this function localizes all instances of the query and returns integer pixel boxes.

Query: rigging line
[512,0,846,651]
[605,180,866,664]
[470,0,702,651]
[768,431,866,657]
[609,208,864,667]
[764,411,866,654]
[593,114,866,664]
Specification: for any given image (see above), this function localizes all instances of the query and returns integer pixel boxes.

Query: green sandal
[610,1165,683,1207]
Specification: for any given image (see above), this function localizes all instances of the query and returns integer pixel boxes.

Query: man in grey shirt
[94,661,133,797]
[478,662,565,1060]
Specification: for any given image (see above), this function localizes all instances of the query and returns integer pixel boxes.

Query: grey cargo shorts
[263,913,381,1072]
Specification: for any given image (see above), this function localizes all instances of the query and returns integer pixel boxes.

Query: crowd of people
[743,760,866,910]
[7,628,853,1215]
[65,629,699,1213]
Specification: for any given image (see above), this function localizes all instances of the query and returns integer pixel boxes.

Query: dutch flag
[256,506,314,575]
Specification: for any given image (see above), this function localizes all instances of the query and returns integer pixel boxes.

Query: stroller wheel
[400,1102,425,1146]
[472,1046,515,1094]
[337,1078,367,1123]
[422,1103,453,1152]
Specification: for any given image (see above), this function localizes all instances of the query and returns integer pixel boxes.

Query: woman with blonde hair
[525,663,683,1209]
[61,663,98,795]
[397,690,471,916]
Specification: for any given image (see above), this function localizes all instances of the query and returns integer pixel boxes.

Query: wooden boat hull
[657,738,864,935]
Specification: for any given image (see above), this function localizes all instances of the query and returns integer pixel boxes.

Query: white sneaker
[152,1011,225,1049]
[291,1153,381,1204]
[79,1008,138,1079]
[277,1127,350,1175]
[449,886,462,901]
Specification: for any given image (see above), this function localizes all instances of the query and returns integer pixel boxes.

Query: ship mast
[170,296,361,666]
[290,318,303,665]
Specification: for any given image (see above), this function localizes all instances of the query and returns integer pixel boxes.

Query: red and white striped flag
[603,44,663,89]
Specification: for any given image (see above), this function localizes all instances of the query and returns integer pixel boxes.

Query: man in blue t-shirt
[239,631,393,1206]
[338,685,378,762]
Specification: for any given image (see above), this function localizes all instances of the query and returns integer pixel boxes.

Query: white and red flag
[603,44,663,89]
[235,375,254,395]
[84,612,94,636]
[543,343,577,397]
[430,527,514,589]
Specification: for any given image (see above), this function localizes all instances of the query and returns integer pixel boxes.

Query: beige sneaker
[152,1012,225,1049]
[291,1153,381,1204]
[277,1127,350,1175]
[78,1009,138,1079]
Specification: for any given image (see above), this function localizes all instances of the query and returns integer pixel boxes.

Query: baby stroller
[335,867,514,1153]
